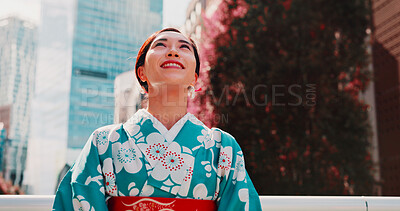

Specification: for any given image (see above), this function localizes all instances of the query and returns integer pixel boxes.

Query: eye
[155,42,166,47]
[180,44,191,50]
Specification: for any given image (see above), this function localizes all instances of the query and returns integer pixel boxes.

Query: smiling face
[137,31,197,90]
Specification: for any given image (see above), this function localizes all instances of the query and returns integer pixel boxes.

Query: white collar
[127,109,194,143]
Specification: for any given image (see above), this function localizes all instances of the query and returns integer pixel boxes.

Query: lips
[160,60,185,69]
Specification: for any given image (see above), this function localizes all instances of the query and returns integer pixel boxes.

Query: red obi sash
[107,196,217,211]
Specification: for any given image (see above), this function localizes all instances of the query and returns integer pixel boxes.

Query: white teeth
[162,63,182,68]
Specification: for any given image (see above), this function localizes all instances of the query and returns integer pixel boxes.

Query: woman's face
[139,31,197,90]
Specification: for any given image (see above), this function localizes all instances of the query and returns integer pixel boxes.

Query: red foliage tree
[193,0,374,195]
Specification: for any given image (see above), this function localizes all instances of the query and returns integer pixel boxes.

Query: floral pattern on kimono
[53,109,262,211]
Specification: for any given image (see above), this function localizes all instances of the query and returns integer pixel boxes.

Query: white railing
[0,195,54,211]
[0,195,400,210]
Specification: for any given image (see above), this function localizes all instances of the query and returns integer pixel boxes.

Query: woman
[53,28,262,211]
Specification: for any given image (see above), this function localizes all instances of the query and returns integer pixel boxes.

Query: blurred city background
[0,0,399,197]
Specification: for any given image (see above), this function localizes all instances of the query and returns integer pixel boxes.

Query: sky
[163,0,192,28]
[0,0,41,23]
[0,0,192,27]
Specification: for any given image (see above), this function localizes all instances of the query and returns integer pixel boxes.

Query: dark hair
[135,27,200,92]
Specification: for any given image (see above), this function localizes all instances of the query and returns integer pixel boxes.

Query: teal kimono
[53,109,262,210]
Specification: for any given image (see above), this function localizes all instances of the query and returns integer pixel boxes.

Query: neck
[146,84,189,130]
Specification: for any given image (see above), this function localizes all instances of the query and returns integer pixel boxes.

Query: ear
[192,73,198,85]
[137,66,147,82]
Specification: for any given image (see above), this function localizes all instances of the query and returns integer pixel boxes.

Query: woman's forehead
[154,31,190,42]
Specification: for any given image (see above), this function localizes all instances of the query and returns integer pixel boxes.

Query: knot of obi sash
[107,196,217,211]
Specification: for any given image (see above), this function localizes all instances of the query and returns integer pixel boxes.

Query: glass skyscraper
[0,17,37,186]
[68,0,163,152]
[24,0,163,194]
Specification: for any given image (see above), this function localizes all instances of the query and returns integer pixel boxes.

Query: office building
[114,71,142,124]
[24,0,163,194]
[0,17,37,186]
[371,0,400,195]
[67,0,163,159]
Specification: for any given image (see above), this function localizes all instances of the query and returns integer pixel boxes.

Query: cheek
[145,51,158,66]
[144,53,161,73]
[184,54,197,70]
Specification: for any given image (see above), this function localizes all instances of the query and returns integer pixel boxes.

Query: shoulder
[208,127,243,152]
[93,124,122,134]
[89,123,124,148]
[211,128,238,144]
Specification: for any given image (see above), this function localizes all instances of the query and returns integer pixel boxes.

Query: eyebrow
[154,38,191,45]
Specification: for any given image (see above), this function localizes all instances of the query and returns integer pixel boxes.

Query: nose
[167,49,180,58]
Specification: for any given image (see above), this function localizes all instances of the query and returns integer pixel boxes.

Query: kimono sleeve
[216,131,262,211]
[52,131,108,211]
